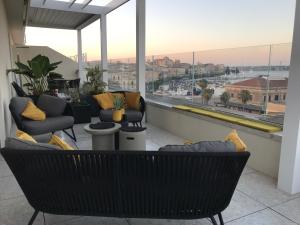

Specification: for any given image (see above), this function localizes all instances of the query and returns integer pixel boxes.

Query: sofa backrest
[37,94,67,117]
[0,150,249,219]
[9,97,32,130]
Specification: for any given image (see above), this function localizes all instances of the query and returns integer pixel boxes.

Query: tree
[202,88,214,105]
[197,79,208,90]
[235,67,240,74]
[239,90,252,110]
[220,91,231,107]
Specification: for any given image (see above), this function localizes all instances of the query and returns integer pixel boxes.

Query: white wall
[13,45,79,80]
[146,103,282,178]
[0,0,14,147]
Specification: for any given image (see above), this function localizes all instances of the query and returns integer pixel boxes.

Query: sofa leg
[210,216,218,225]
[62,127,77,142]
[218,213,224,225]
[28,210,39,225]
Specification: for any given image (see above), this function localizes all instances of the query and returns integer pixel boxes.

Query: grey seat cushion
[22,116,74,135]
[100,109,143,123]
[159,141,236,152]
[9,97,32,129]
[5,138,61,150]
[37,95,67,117]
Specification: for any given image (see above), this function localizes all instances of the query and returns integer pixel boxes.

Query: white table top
[84,123,121,135]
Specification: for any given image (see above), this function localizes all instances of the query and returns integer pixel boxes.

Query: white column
[100,14,108,85]
[136,0,146,97]
[77,29,84,84]
[278,0,300,194]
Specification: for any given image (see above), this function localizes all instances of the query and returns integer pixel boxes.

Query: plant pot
[113,109,124,122]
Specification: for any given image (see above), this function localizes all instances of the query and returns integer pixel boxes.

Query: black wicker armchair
[0,150,250,225]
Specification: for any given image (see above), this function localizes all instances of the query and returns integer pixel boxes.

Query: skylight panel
[89,0,112,7]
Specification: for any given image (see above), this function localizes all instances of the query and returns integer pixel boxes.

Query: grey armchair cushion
[22,116,74,135]
[9,97,32,128]
[5,138,61,150]
[159,141,236,152]
[125,109,143,122]
[37,95,67,117]
[100,109,143,123]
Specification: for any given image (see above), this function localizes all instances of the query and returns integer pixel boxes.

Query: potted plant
[7,55,63,99]
[112,96,125,122]
[80,66,107,116]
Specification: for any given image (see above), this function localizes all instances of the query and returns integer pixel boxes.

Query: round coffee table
[84,123,121,150]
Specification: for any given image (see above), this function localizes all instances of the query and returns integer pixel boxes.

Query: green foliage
[220,91,231,106]
[202,88,215,104]
[7,55,62,95]
[81,66,107,95]
[113,96,124,110]
[239,90,253,105]
[197,79,208,90]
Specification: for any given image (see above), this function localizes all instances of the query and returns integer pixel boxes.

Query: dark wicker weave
[0,150,250,225]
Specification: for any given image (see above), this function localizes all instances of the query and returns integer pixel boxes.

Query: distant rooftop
[230,77,288,89]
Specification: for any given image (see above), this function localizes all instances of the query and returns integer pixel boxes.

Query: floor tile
[0,176,23,201]
[272,197,300,224]
[237,172,299,207]
[0,160,12,178]
[227,209,297,225]
[58,216,128,225]
[242,166,256,175]
[222,190,266,222]
[0,197,78,225]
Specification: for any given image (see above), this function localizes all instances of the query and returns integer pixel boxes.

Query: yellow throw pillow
[16,130,37,143]
[49,135,74,150]
[94,93,114,110]
[225,130,247,152]
[125,92,140,110]
[21,101,46,121]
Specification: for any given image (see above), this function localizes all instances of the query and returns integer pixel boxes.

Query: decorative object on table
[112,96,125,122]
[84,123,121,150]
[80,66,107,116]
[119,126,147,151]
[7,55,63,96]
[89,122,115,130]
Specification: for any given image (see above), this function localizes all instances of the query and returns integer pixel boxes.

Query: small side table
[84,123,121,150]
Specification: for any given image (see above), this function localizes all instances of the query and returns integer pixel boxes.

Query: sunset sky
[25,0,296,63]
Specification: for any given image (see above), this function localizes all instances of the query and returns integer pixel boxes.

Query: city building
[225,76,288,105]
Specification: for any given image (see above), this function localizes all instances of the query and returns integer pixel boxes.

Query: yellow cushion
[49,135,74,150]
[16,130,37,143]
[174,105,282,133]
[225,130,247,152]
[94,93,114,110]
[125,92,140,110]
[21,101,46,121]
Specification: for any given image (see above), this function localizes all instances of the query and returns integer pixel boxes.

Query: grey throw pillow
[159,141,236,152]
[5,138,62,150]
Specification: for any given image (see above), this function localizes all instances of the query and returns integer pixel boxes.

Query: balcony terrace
[1,0,300,224]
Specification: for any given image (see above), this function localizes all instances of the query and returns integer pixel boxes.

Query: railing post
[100,14,108,86]
[136,0,146,98]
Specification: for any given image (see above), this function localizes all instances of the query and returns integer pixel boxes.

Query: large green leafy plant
[8,55,62,95]
[81,66,107,95]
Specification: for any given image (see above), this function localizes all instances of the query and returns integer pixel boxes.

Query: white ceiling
[27,0,129,30]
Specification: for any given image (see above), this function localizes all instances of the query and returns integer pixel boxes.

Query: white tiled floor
[2,120,300,225]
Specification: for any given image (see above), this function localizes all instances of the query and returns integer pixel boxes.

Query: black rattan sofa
[0,150,250,225]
